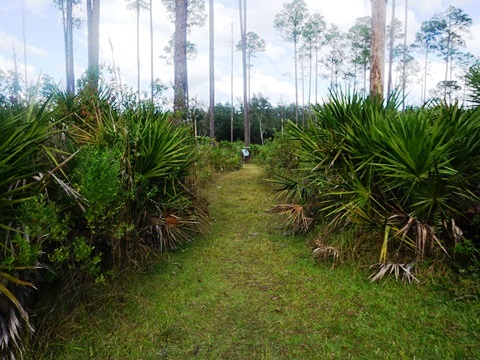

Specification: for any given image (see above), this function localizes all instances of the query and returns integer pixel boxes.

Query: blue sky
[0,0,479,107]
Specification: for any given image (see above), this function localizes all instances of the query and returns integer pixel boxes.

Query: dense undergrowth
[260,92,480,288]
[0,83,243,358]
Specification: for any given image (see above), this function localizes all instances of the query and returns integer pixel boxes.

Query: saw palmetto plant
[0,96,62,358]
[0,83,210,356]
[269,91,480,278]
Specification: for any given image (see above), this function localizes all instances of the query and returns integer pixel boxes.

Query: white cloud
[0,31,48,58]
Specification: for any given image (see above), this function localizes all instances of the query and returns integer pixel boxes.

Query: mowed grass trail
[42,164,480,359]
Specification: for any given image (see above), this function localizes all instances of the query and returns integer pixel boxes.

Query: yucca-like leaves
[0,98,62,358]
[132,110,193,182]
[278,92,480,269]
[465,61,480,106]
[0,100,58,224]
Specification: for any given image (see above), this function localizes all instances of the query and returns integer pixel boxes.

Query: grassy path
[45,165,480,359]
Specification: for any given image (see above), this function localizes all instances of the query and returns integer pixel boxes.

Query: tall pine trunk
[150,0,154,101]
[315,46,318,104]
[174,0,188,120]
[239,0,249,146]
[402,0,408,110]
[294,39,299,124]
[66,0,75,94]
[230,22,234,142]
[370,0,386,98]
[209,0,215,138]
[136,5,141,102]
[21,1,27,87]
[387,0,395,98]
[87,0,100,91]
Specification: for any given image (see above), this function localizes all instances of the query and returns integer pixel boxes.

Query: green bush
[194,138,243,185]
[252,134,300,177]
[73,146,121,230]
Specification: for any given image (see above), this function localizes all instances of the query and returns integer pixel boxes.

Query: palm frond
[369,262,418,283]
[266,204,314,234]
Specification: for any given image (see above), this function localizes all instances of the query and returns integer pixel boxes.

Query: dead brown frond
[266,204,314,234]
[389,214,448,260]
[369,262,418,283]
[311,239,340,269]
[147,205,209,251]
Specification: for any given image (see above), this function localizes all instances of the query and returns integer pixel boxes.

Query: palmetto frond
[266,204,314,234]
[0,270,36,359]
[312,239,340,269]
[147,206,209,251]
[369,262,418,283]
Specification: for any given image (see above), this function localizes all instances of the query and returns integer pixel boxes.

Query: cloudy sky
[0,0,479,108]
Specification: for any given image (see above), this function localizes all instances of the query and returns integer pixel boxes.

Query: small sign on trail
[241,148,250,163]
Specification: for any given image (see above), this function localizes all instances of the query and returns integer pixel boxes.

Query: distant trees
[303,13,326,104]
[414,21,438,103]
[274,0,308,124]
[321,24,345,90]
[236,32,266,103]
[207,98,289,144]
[54,0,81,94]
[126,0,149,102]
[24,1,477,112]
[347,16,371,94]
[421,6,472,100]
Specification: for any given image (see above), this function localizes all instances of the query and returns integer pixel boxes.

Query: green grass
[34,165,480,359]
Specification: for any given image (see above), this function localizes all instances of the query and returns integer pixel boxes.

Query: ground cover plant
[32,165,480,359]
[268,92,480,282]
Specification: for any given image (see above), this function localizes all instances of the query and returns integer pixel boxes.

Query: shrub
[194,138,243,185]
[72,146,121,231]
[252,134,300,177]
